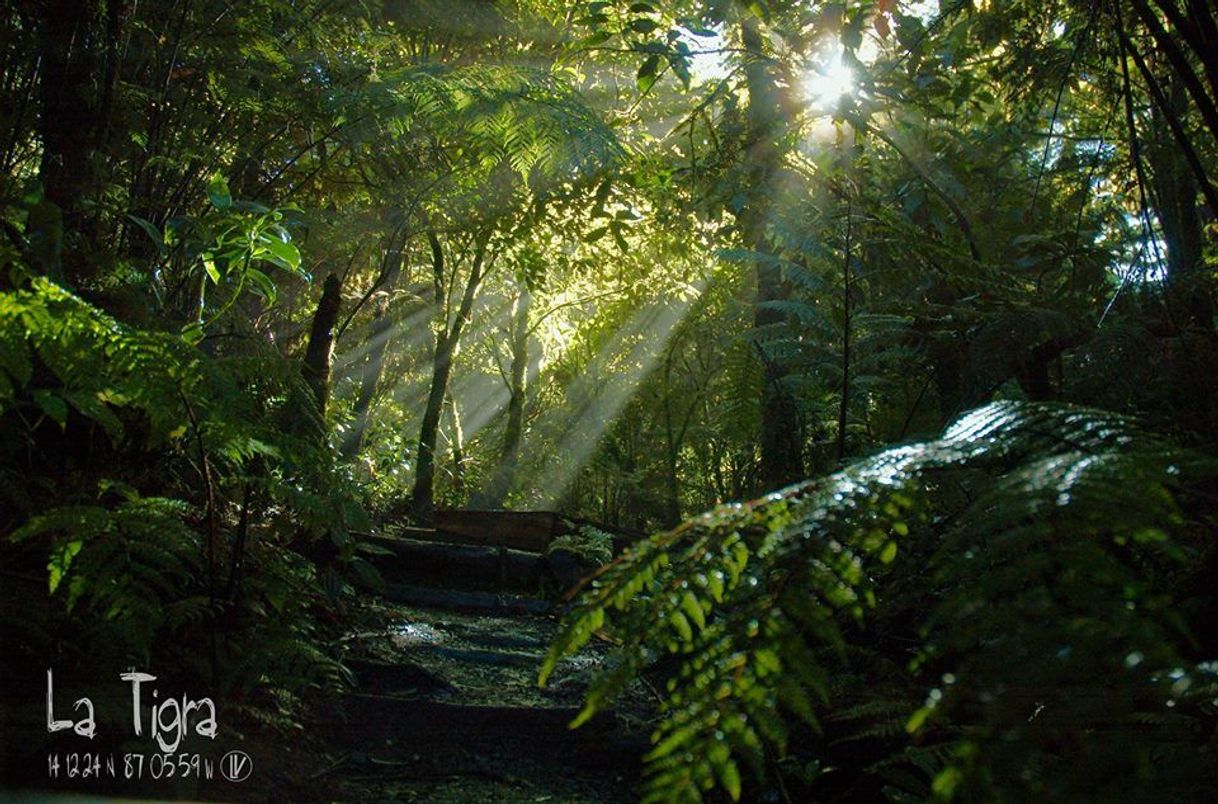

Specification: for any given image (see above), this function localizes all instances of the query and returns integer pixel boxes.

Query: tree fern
[341,62,624,193]
[542,401,1218,802]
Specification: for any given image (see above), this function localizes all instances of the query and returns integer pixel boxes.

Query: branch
[1114,4,1218,214]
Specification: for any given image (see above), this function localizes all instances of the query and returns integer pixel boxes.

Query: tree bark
[446,391,466,500]
[302,273,344,418]
[836,200,853,463]
[1148,79,1214,330]
[662,350,682,526]
[1129,0,1218,146]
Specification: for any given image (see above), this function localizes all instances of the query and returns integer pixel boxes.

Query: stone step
[381,583,552,616]
[364,534,548,594]
[337,693,646,770]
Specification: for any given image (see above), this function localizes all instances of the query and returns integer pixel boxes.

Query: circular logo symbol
[220,750,253,783]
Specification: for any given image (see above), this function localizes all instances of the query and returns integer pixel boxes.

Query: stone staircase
[316,512,651,802]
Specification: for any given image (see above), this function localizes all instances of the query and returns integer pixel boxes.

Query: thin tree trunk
[836,200,853,463]
[1148,0,1218,101]
[662,352,682,526]
[472,285,531,508]
[411,233,489,519]
[1148,78,1214,329]
[1129,0,1218,146]
[740,13,802,493]
[1114,4,1218,216]
[446,392,466,500]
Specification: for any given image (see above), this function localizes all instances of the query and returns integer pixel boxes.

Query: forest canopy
[1,0,1216,801]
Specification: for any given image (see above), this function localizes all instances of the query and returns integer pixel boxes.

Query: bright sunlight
[802,45,856,111]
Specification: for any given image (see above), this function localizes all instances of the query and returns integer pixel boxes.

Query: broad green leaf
[201,253,221,284]
[245,267,278,302]
[207,174,232,209]
[260,237,301,272]
[33,390,68,427]
[127,215,164,248]
[48,539,83,594]
[637,54,661,92]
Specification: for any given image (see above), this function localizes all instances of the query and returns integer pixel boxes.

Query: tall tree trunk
[302,273,343,418]
[411,233,489,519]
[836,200,853,463]
[739,13,802,492]
[1128,0,1218,146]
[661,338,684,526]
[472,285,531,508]
[412,328,454,519]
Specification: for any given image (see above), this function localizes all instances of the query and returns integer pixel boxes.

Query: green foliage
[0,278,199,442]
[0,277,364,707]
[544,402,1218,802]
[340,62,625,208]
[549,523,617,566]
[3,0,1217,791]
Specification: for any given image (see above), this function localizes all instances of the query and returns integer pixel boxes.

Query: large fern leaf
[542,401,1217,802]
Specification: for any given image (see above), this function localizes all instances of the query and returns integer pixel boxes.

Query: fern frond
[545,401,1217,802]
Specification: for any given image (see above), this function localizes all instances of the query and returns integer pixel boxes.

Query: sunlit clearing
[519,283,705,508]
[803,45,855,112]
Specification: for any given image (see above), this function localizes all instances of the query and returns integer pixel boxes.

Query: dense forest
[1,0,1216,801]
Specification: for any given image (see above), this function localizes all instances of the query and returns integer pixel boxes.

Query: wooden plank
[429,509,649,554]
[367,511,647,561]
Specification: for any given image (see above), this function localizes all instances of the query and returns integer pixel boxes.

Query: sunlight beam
[518,283,706,508]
